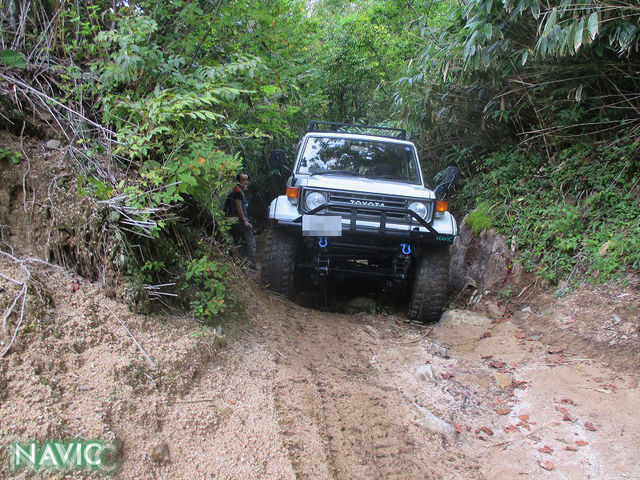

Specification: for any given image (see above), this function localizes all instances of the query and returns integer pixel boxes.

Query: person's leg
[242,225,257,268]
[230,222,243,246]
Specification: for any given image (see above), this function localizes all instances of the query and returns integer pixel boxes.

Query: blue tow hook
[400,243,411,255]
[318,237,328,248]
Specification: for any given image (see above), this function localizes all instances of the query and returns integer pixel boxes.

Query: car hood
[296,175,435,200]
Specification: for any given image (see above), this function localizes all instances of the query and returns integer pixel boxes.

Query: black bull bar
[282,201,454,244]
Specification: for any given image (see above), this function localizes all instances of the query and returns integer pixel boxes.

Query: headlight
[408,201,428,219]
[305,191,327,211]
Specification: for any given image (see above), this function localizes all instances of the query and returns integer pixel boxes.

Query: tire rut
[271,311,465,480]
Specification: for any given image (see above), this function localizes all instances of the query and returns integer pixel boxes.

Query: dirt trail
[131,289,482,479]
[1,254,639,479]
[108,278,639,479]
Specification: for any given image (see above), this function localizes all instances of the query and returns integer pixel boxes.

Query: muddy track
[274,377,428,480]
[265,302,480,480]
[2,260,638,479]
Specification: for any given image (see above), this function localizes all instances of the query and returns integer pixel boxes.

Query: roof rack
[307,120,406,140]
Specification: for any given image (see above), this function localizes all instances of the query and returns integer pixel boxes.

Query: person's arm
[235,199,250,227]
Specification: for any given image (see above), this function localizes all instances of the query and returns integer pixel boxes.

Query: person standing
[225,173,256,269]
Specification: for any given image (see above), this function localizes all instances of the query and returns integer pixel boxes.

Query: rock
[483,301,503,320]
[78,384,91,392]
[150,441,171,465]
[521,306,532,313]
[363,325,381,340]
[494,373,513,388]
[450,220,521,293]
[424,340,449,358]
[415,364,435,382]
[344,297,376,314]
[46,139,61,149]
[414,402,456,441]
[440,309,492,327]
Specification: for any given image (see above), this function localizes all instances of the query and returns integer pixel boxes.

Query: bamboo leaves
[587,12,599,41]
[574,18,584,52]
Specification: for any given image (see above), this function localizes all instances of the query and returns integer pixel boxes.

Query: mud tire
[407,246,450,323]
[261,224,299,300]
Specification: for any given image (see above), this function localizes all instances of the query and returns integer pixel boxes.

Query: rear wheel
[260,224,299,300]
[407,246,450,323]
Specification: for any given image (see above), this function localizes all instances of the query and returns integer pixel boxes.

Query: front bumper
[268,196,456,245]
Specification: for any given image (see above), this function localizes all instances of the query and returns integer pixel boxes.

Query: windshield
[296,137,422,184]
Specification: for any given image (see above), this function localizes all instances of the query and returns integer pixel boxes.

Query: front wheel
[407,246,450,323]
[260,224,299,300]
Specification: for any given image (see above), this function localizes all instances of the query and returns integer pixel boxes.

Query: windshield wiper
[364,173,411,183]
[309,170,361,177]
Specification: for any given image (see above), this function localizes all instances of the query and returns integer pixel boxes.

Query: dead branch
[105,305,156,368]
[0,250,72,357]
[0,72,118,138]
[0,250,31,357]
[144,283,178,299]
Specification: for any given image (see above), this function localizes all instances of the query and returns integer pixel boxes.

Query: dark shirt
[225,185,248,220]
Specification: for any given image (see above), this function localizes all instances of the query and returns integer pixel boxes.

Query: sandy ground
[1,255,639,479]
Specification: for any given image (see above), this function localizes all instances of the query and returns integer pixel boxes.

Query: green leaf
[481,47,490,66]
[483,23,493,39]
[574,18,584,52]
[587,12,599,41]
[542,8,558,37]
[538,36,548,59]
[179,173,197,186]
[531,2,540,20]
[0,49,26,68]
[203,111,223,120]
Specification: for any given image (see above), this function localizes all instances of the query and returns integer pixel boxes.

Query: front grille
[309,190,432,224]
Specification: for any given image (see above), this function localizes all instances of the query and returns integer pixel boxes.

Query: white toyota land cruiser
[261,121,459,323]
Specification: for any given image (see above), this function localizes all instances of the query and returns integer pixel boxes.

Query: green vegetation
[393,0,640,284]
[465,203,494,235]
[183,249,233,321]
[0,0,638,320]
[461,141,639,282]
[0,147,21,165]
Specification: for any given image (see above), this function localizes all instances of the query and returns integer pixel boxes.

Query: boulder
[450,220,521,293]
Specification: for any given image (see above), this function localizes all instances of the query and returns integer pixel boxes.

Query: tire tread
[260,224,298,299]
[407,247,450,323]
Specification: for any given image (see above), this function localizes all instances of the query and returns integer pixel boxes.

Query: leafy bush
[459,139,640,283]
[0,147,21,165]
[183,251,233,323]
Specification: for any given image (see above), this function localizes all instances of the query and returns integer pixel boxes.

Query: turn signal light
[435,200,448,212]
[286,187,299,203]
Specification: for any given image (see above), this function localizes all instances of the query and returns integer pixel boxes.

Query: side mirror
[434,166,459,198]
[443,165,459,185]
